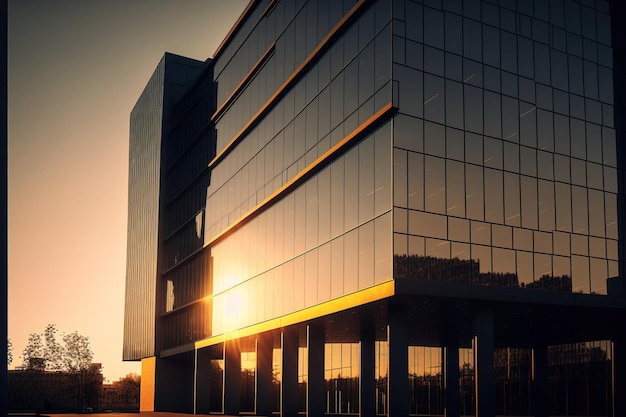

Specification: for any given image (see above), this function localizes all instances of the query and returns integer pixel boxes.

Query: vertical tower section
[123,53,207,361]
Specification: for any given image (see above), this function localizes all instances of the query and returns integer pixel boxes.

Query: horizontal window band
[205,101,397,249]
[160,243,207,277]
[211,42,276,123]
[209,0,372,170]
[212,1,259,62]
[161,294,211,318]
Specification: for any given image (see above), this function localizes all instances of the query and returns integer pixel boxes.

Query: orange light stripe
[209,0,371,170]
[212,42,276,123]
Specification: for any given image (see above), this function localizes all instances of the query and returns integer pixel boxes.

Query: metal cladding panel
[123,58,166,361]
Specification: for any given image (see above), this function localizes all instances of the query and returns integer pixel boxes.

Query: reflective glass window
[425,121,446,157]
[504,172,521,226]
[464,18,482,61]
[408,152,424,211]
[424,74,445,123]
[466,164,484,221]
[484,168,504,224]
[425,156,446,214]
[446,157,465,220]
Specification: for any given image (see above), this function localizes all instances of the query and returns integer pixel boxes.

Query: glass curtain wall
[325,343,360,414]
[207,0,394,336]
[391,0,617,295]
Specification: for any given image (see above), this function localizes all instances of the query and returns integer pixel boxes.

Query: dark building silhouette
[123,1,626,416]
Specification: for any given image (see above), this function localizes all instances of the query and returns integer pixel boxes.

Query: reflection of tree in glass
[394,255,573,292]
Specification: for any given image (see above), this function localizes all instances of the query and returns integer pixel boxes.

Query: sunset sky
[8,0,248,382]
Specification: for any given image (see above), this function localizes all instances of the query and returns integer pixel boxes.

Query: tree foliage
[21,332,46,370]
[115,373,141,408]
[19,324,94,373]
[14,324,102,411]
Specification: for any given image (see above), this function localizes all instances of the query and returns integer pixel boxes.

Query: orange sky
[8,0,248,382]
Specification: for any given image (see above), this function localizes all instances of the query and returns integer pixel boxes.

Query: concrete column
[442,305,460,417]
[256,333,274,416]
[388,305,409,417]
[281,327,299,417]
[195,348,212,414]
[444,344,461,417]
[473,308,495,417]
[307,323,325,417]
[360,325,376,417]
[613,319,626,417]
[224,338,241,416]
[140,357,156,412]
[154,352,195,413]
[532,344,549,417]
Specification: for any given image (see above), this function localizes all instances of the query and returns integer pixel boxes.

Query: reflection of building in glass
[123,0,626,415]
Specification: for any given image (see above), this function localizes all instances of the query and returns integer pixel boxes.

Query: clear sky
[8,0,248,382]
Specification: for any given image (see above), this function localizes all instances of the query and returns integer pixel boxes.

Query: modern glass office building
[124,1,626,416]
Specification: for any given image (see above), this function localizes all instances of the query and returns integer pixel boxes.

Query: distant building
[124,0,626,416]
[8,364,103,411]
[100,377,140,411]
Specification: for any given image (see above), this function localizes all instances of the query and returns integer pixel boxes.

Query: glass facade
[391,0,618,295]
[206,0,395,334]
[123,54,208,360]
[125,0,626,415]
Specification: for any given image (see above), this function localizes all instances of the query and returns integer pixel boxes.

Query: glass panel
[537,150,553,180]
[484,168,504,224]
[588,189,605,237]
[571,186,588,234]
[484,91,502,139]
[425,121,446,157]
[502,96,519,142]
[521,176,538,230]
[504,172,521,227]
[466,164,484,221]
[408,152,424,211]
[492,224,512,249]
[344,147,359,230]
[464,85,484,134]
[449,217,470,243]
[359,137,375,224]
[425,156,446,214]
[517,251,534,287]
[331,236,344,299]
[590,258,607,295]
[572,256,590,294]
[393,149,407,208]
[375,213,392,284]
[484,137,503,169]
[447,127,464,161]
[424,74,445,124]
[605,192,618,240]
[344,229,359,294]
[538,180,555,232]
[395,114,423,152]
[447,160,465,218]
[359,221,375,290]
[446,80,464,130]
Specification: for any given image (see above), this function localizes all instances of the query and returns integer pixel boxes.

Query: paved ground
[16,414,246,417]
